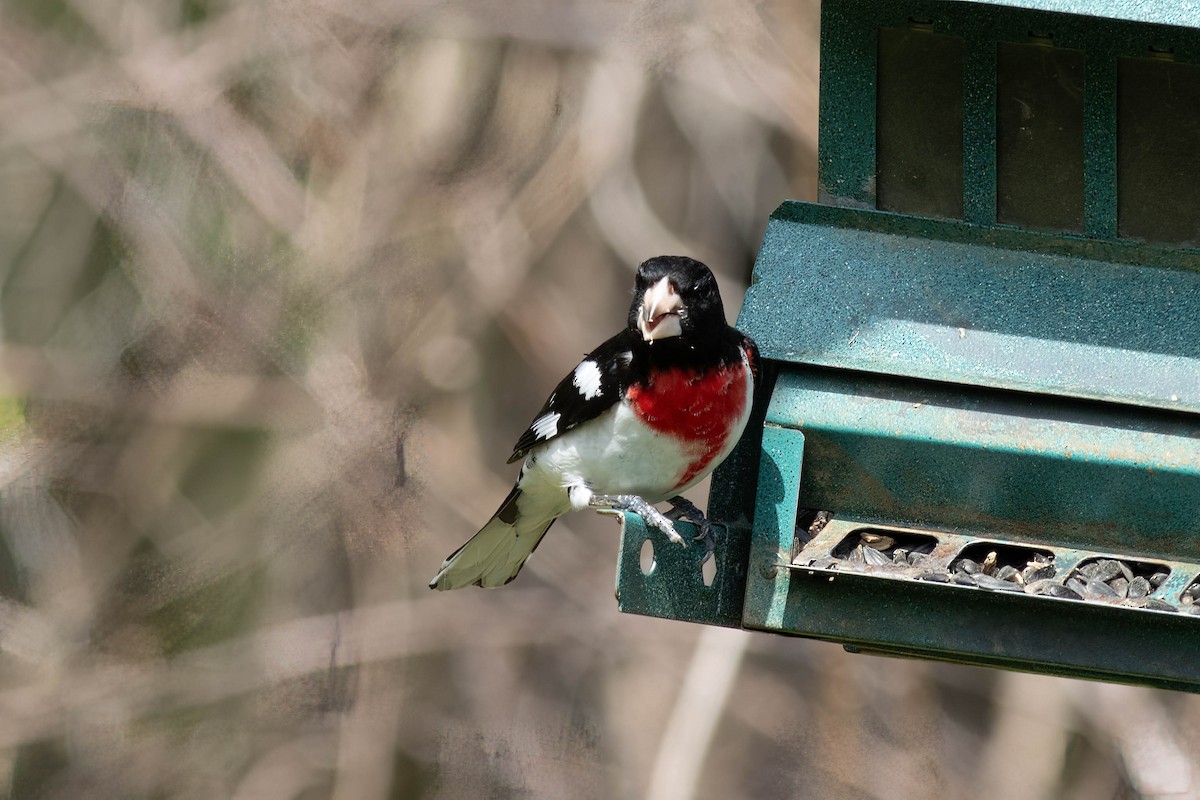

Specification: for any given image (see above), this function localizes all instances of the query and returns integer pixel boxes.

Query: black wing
[507,330,639,464]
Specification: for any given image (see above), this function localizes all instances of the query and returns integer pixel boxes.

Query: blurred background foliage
[0,0,1197,798]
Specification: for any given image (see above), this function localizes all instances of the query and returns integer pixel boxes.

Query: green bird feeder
[615,0,1200,692]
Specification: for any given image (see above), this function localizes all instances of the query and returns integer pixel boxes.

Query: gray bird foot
[665,496,719,564]
[591,494,686,546]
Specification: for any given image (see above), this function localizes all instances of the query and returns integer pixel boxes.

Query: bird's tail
[428,484,556,590]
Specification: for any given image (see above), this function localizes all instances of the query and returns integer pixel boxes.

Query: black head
[627,256,726,345]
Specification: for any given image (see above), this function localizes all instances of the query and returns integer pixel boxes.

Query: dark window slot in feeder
[876,26,965,219]
[1067,557,1171,604]
[1117,56,1200,245]
[996,41,1085,232]
[830,527,939,567]
[949,542,1057,589]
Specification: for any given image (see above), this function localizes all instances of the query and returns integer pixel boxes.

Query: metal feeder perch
[615,0,1200,693]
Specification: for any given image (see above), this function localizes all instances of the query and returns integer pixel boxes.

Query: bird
[429,255,759,590]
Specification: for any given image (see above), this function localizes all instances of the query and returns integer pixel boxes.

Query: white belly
[517,401,699,517]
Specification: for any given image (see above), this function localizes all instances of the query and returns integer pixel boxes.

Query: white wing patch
[531,412,560,440]
[572,360,604,400]
[619,350,634,366]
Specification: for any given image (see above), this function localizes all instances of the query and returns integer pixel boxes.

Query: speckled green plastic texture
[960,0,1200,27]
[743,203,1200,415]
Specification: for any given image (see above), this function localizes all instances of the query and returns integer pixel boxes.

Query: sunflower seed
[1127,576,1151,599]
[1144,597,1177,613]
[1150,571,1170,588]
[956,559,981,575]
[1082,577,1120,599]
[996,565,1021,583]
[1040,583,1083,600]
[1085,560,1123,583]
[974,573,1022,592]
[860,532,895,550]
[1022,562,1056,582]
[862,545,891,566]
[1024,578,1059,595]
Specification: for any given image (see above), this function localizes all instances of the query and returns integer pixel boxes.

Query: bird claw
[591,494,686,546]
[666,496,719,564]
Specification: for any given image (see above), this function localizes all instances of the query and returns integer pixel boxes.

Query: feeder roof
[958,0,1200,28]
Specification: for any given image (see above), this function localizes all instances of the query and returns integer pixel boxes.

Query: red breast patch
[626,359,750,486]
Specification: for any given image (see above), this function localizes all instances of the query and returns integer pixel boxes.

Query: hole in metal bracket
[639,538,655,575]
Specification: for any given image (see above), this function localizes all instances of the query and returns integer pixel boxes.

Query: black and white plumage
[430,256,759,590]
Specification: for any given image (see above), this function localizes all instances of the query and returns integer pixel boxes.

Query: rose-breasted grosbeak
[430,256,759,590]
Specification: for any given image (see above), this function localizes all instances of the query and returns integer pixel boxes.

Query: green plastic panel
[959,1,1200,28]
[765,368,1200,559]
[742,203,1200,415]
[616,515,750,628]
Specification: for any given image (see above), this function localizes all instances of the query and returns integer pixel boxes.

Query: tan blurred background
[0,0,1197,798]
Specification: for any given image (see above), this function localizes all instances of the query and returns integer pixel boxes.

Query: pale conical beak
[638,276,683,342]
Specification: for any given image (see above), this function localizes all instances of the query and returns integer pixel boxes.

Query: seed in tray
[1067,577,1089,597]
[892,548,909,565]
[956,559,981,575]
[1185,584,1200,602]
[1108,577,1130,598]
[1022,578,1080,597]
[995,565,1020,583]
[953,573,975,586]
[1041,583,1083,600]
[1024,578,1057,595]
[908,552,929,567]
[862,546,891,566]
[1127,576,1151,599]
[1025,579,1085,601]
[974,573,1022,592]
[916,571,949,583]
[1083,577,1120,599]
[1022,562,1056,582]
[1084,560,1122,583]
[1115,561,1135,582]
[1150,571,1169,588]
[981,551,998,575]
[1143,597,1177,613]
[860,532,895,550]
